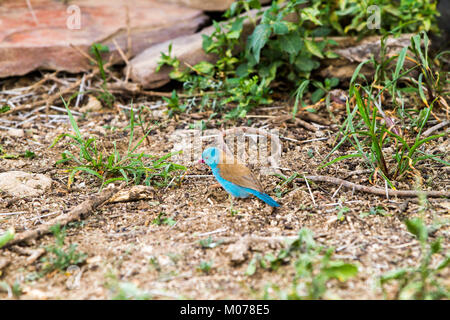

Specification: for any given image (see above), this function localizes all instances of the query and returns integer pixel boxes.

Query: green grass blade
[318,153,364,169]
[292,80,309,118]
[69,167,103,185]
[61,96,83,140]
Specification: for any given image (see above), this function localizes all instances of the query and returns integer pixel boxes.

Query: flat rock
[0,171,52,197]
[158,0,234,11]
[158,0,272,11]
[0,0,207,78]
[128,28,215,89]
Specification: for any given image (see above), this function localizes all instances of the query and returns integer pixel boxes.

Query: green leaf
[301,7,322,26]
[61,97,83,140]
[292,80,309,117]
[336,207,350,221]
[245,256,258,276]
[247,23,272,63]
[295,56,319,72]
[384,5,401,17]
[349,60,371,92]
[236,63,250,77]
[359,211,370,218]
[272,21,289,35]
[405,218,428,243]
[311,88,325,103]
[247,0,261,9]
[69,167,103,185]
[393,47,407,80]
[304,39,324,59]
[193,61,215,75]
[412,33,428,70]
[90,43,109,54]
[279,32,303,56]
[430,238,442,254]
[318,153,363,169]
[0,105,10,113]
[325,50,340,59]
[228,17,244,39]
[379,269,407,283]
[202,35,214,53]
[258,61,281,83]
[323,261,358,281]
[417,73,429,107]
[437,255,449,271]
[227,2,238,17]
[23,150,36,159]
[0,228,15,248]
[327,77,340,89]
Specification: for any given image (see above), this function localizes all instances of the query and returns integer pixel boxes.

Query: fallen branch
[422,120,449,137]
[3,188,117,248]
[272,115,318,132]
[298,175,450,198]
[294,117,318,132]
[298,111,331,126]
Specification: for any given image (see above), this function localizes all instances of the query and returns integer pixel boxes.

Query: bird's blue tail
[247,189,281,207]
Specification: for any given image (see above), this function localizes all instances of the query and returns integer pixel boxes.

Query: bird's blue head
[201,147,221,168]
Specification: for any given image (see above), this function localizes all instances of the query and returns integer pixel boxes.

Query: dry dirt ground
[0,79,449,300]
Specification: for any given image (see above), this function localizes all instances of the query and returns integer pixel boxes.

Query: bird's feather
[216,152,264,193]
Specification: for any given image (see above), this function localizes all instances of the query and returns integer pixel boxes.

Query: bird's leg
[229,194,238,216]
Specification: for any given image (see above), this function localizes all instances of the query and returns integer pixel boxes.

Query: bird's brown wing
[217,153,264,192]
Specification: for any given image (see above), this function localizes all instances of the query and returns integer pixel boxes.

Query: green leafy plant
[0,105,10,113]
[274,172,300,198]
[321,32,448,183]
[336,206,350,221]
[51,97,186,189]
[360,205,388,218]
[197,261,213,274]
[310,77,340,103]
[40,224,87,275]
[198,237,223,249]
[246,228,358,299]
[105,273,151,300]
[222,75,272,118]
[162,90,186,117]
[157,0,439,120]
[379,217,449,299]
[90,43,115,107]
[319,0,439,36]
[407,32,449,108]
[0,280,23,298]
[0,145,37,160]
[111,282,152,300]
[152,212,176,226]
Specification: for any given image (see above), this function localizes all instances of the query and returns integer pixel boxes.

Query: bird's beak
[198,159,205,164]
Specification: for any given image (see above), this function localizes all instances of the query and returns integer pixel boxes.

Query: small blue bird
[200,147,280,208]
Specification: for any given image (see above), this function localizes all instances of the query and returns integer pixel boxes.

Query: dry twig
[422,120,449,137]
[3,188,117,248]
[298,175,450,198]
